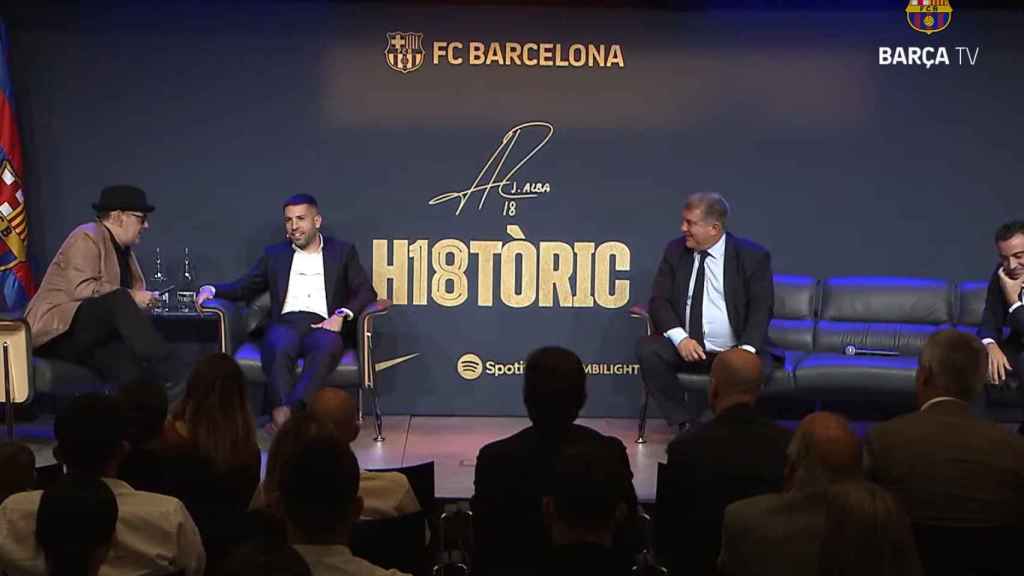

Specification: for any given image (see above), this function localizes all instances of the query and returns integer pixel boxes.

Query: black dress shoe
[677,421,692,434]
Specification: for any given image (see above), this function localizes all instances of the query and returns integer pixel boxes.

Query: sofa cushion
[820,277,951,324]
[774,275,817,320]
[793,353,917,407]
[814,321,942,356]
[32,357,105,397]
[767,319,814,353]
[956,281,988,327]
[233,341,360,388]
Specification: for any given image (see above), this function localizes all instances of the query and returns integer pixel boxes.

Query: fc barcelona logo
[906,0,953,35]
[386,32,425,74]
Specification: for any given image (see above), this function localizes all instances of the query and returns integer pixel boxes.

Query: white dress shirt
[664,235,754,354]
[0,478,205,576]
[292,544,410,576]
[281,233,330,319]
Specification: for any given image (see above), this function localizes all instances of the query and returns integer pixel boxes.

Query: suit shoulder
[663,236,688,255]
[476,428,533,462]
[730,234,770,257]
[266,240,292,256]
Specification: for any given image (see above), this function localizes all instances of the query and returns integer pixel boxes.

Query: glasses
[124,212,148,224]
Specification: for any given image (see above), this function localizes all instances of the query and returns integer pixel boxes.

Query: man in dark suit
[636,192,774,429]
[978,221,1024,394]
[195,194,376,430]
[866,329,1024,528]
[718,412,862,576]
[471,347,638,576]
[659,348,791,575]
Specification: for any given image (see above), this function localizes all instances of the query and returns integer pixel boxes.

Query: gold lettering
[486,42,503,65]
[505,42,522,66]
[573,242,595,307]
[469,41,485,65]
[555,43,569,67]
[539,43,554,66]
[447,41,464,65]
[470,241,502,306]
[523,43,538,66]
[372,239,408,305]
[501,241,537,308]
[588,44,606,68]
[569,44,585,67]
[409,239,428,305]
[607,44,624,67]
[594,242,630,308]
[432,41,447,65]
[539,242,574,307]
[431,239,469,307]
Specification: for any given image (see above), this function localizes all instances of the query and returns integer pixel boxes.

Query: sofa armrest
[199,298,246,354]
[629,303,652,337]
[359,299,392,390]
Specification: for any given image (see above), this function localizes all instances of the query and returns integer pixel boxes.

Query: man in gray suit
[717,412,862,576]
[866,329,1024,527]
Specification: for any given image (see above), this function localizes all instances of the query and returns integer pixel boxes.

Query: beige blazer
[25,221,144,348]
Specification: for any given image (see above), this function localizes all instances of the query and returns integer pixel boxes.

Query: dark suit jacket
[719,490,827,576]
[866,400,1024,527]
[978,265,1024,351]
[648,233,773,352]
[660,403,791,575]
[212,236,376,322]
[471,424,638,576]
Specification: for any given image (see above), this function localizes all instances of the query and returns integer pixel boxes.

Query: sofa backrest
[956,281,987,329]
[767,275,817,352]
[814,277,952,355]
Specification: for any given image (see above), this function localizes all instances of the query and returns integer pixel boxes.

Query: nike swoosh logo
[375,353,420,372]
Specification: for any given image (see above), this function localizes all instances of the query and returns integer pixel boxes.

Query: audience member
[472,346,638,576]
[0,393,205,576]
[0,442,35,503]
[279,435,409,575]
[660,348,791,574]
[309,388,421,518]
[161,353,261,573]
[866,329,1024,527]
[540,445,633,576]
[115,379,169,493]
[35,476,118,576]
[250,409,336,511]
[817,481,921,576]
[718,411,862,576]
[220,510,310,576]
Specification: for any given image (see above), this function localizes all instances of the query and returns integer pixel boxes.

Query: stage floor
[12,415,675,502]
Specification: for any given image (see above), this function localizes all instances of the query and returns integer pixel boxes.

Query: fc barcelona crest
[906,0,953,35]
[386,32,425,74]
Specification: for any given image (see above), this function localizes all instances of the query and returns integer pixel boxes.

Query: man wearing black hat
[25,185,173,390]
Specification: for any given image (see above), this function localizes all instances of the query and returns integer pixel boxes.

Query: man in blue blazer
[196,194,376,429]
[636,192,774,430]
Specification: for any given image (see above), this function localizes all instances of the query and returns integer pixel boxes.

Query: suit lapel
[678,243,694,318]
[723,233,739,327]
[276,244,294,298]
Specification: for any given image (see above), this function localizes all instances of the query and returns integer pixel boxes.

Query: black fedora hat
[92,185,155,213]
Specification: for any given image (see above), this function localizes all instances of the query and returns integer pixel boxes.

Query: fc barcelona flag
[0,22,34,311]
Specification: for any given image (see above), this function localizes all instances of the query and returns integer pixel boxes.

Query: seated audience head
[682,191,729,251]
[279,435,362,545]
[708,348,764,414]
[818,481,921,576]
[220,541,311,576]
[172,353,257,471]
[523,346,587,434]
[785,412,862,492]
[309,387,360,444]
[994,220,1024,280]
[53,394,126,478]
[116,379,168,451]
[263,409,336,510]
[0,441,35,503]
[915,329,987,407]
[544,446,626,547]
[36,476,119,576]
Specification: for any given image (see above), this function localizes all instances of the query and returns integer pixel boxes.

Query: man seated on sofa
[979,220,1024,389]
[195,194,376,431]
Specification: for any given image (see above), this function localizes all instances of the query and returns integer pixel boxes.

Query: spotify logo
[457,353,484,380]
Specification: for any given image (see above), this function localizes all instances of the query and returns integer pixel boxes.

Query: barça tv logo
[906,0,953,35]
[386,32,425,74]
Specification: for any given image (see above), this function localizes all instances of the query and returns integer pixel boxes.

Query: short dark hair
[684,192,730,227]
[283,194,319,211]
[550,446,626,534]
[280,435,360,542]
[116,380,168,449]
[96,210,112,221]
[523,346,587,431]
[995,220,1024,244]
[54,394,126,477]
[0,441,35,501]
[918,329,987,401]
[36,476,119,576]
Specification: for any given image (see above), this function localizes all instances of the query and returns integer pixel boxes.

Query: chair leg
[370,384,385,442]
[636,384,649,444]
[357,386,365,424]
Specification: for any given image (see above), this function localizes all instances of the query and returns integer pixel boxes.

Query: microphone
[844,345,899,357]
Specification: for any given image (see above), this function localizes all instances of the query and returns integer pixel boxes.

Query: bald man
[308,388,421,519]
[660,349,791,575]
[718,412,863,576]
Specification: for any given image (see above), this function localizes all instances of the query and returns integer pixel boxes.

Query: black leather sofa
[631,275,1021,442]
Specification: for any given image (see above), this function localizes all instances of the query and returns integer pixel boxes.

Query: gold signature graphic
[429,121,553,216]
